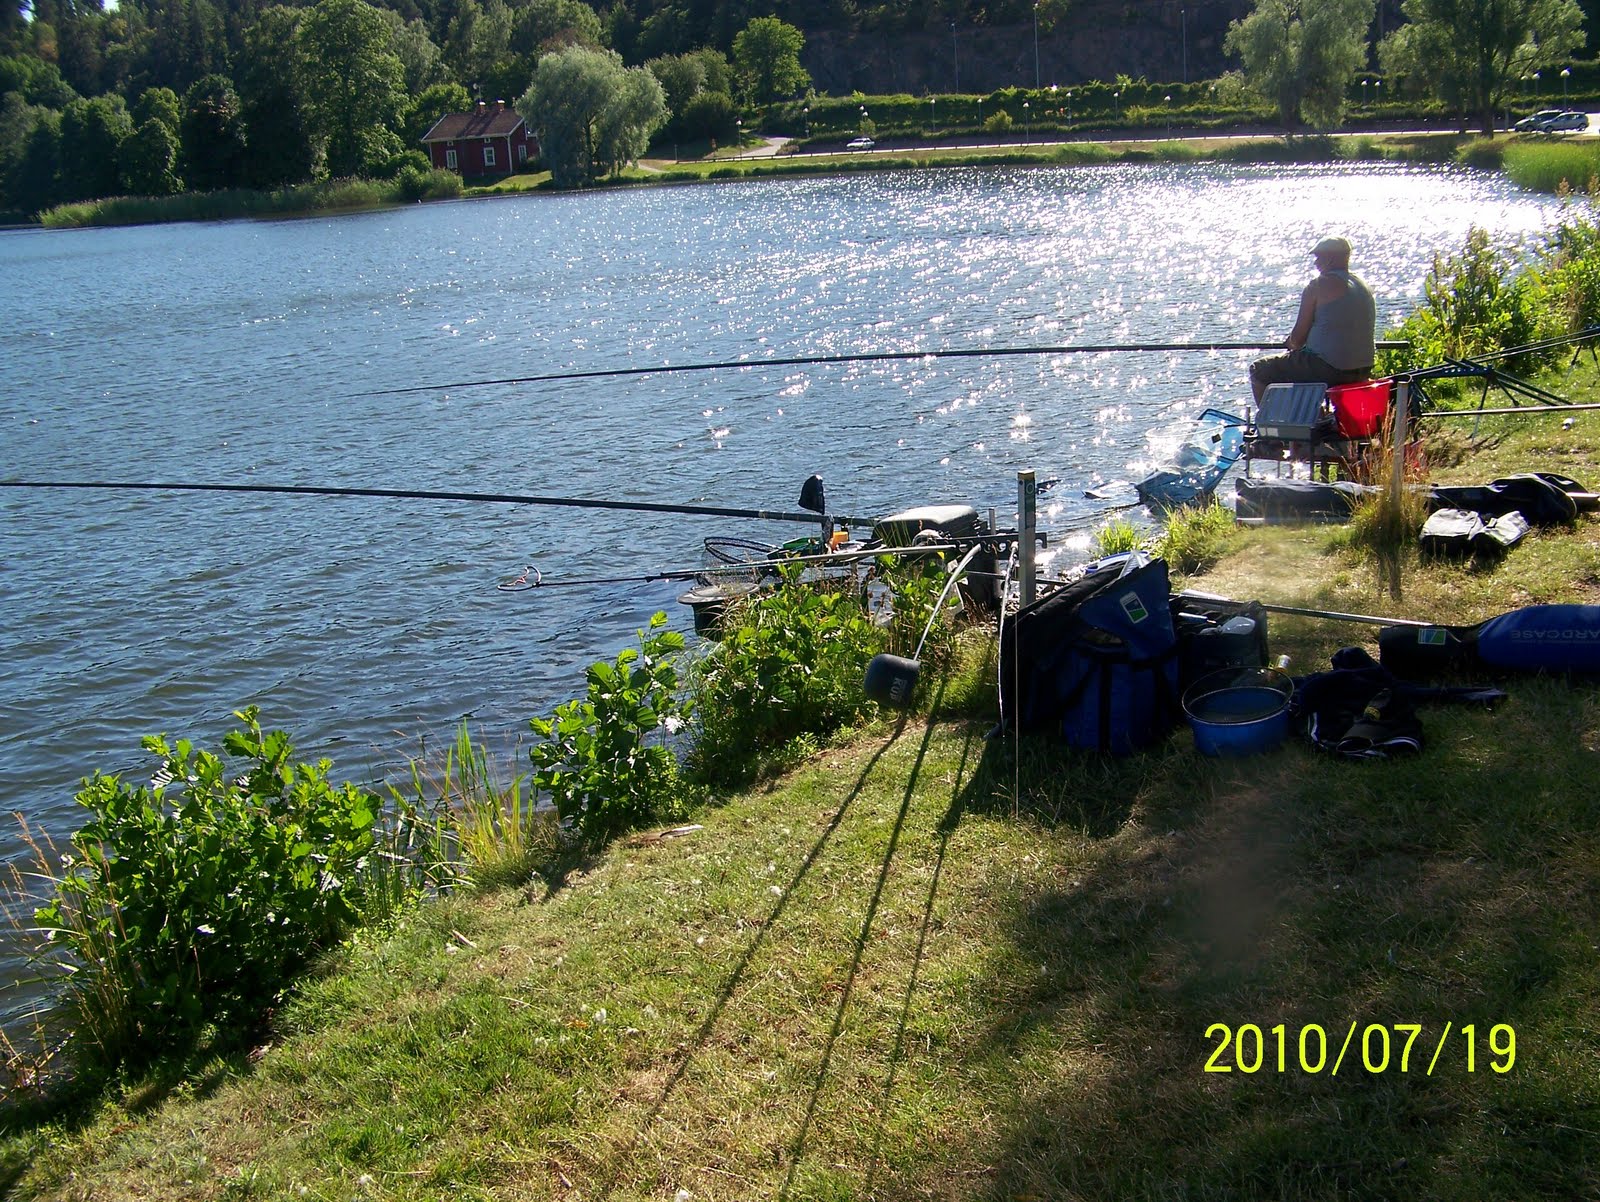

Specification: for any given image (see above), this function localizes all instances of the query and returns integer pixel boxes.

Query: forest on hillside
[2,0,1595,218]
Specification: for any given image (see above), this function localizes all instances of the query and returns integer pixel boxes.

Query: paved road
[741,113,1600,159]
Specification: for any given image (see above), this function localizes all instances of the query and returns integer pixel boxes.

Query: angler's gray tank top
[1307,271,1376,371]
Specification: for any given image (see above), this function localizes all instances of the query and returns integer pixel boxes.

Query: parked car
[1514,109,1565,131]
[1515,109,1589,133]
[847,136,876,151]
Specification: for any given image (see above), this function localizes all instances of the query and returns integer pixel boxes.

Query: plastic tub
[1328,380,1390,438]
[1182,666,1294,756]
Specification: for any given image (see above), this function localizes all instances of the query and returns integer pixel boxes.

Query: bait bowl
[1182,666,1294,756]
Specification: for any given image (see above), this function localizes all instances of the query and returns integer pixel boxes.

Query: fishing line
[348,339,1416,398]
[0,479,873,528]
[348,342,1292,398]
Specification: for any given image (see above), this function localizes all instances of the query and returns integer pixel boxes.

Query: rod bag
[1379,604,1600,676]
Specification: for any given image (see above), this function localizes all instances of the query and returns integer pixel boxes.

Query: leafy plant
[1384,226,1558,378]
[688,568,882,786]
[1093,517,1146,557]
[527,612,690,847]
[27,708,405,1067]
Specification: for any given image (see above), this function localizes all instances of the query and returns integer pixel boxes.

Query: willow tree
[1225,0,1375,130]
[518,45,666,187]
[1378,0,1584,135]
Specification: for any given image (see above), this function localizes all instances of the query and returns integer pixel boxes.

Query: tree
[595,58,666,171]
[59,92,132,200]
[403,79,470,148]
[119,115,182,194]
[379,11,448,94]
[132,84,182,136]
[510,0,602,57]
[1225,0,1374,130]
[298,0,406,178]
[731,16,809,105]
[7,107,63,215]
[518,45,665,187]
[238,6,318,187]
[180,73,246,190]
[1378,0,1585,135]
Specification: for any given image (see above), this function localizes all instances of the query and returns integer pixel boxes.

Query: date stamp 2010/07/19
[1203,1022,1516,1075]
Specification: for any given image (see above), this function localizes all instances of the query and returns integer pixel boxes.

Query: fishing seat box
[873,504,982,546]
[1253,382,1330,442]
[874,504,998,610]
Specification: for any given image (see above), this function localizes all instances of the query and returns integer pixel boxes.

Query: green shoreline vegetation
[2,203,1600,1196]
[33,128,1600,229]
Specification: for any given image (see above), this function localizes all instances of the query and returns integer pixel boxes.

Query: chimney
[494,99,505,110]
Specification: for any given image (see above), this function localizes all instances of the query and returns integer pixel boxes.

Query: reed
[396,722,551,890]
[1501,139,1600,194]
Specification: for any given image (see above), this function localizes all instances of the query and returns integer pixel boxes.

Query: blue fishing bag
[1000,554,1182,755]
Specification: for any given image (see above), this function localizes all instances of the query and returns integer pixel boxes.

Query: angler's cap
[1312,236,1352,258]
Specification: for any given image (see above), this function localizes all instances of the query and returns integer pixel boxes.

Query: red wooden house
[421,101,539,177]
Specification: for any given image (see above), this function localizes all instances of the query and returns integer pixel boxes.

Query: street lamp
[1563,67,1571,100]
[1165,93,1172,134]
[802,105,809,138]
[1361,78,1367,107]
[1033,2,1041,90]
[1114,90,1121,120]
[929,95,936,131]
[1066,88,1072,125]
[1023,99,1030,143]
[1534,70,1541,97]
[1181,6,1187,85]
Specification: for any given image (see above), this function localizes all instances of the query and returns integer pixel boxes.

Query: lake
[0,161,1570,1016]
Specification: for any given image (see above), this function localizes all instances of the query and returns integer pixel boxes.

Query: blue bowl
[1182,667,1294,756]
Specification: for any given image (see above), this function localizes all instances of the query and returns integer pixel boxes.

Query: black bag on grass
[999,555,1182,755]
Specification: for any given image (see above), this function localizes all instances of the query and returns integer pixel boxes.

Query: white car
[847,136,875,151]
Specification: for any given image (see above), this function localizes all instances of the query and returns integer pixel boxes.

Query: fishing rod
[500,536,1032,591]
[0,479,873,529]
[348,339,1415,399]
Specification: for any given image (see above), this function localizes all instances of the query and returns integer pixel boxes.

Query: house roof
[421,103,527,144]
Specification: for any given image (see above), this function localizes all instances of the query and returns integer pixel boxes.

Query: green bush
[1536,209,1600,331]
[688,568,882,786]
[527,612,690,847]
[31,709,412,1067]
[1384,226,1559,377]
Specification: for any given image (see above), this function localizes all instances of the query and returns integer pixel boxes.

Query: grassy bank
[3,362,1598,1196]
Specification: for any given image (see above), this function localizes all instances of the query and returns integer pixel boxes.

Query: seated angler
[1250,236,1376,404]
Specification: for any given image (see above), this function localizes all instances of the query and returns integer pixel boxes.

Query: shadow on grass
[778,688,954,1199]
[595,712,919,1199]
[944,680,1600,1200]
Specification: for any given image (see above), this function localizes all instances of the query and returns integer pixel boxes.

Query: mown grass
[2,360,1598,1199]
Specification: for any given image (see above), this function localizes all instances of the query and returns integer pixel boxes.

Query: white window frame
[483,142,496,168]
[445,147,457,170]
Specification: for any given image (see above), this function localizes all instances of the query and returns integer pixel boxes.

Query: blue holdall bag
[1000,553,1183,755]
